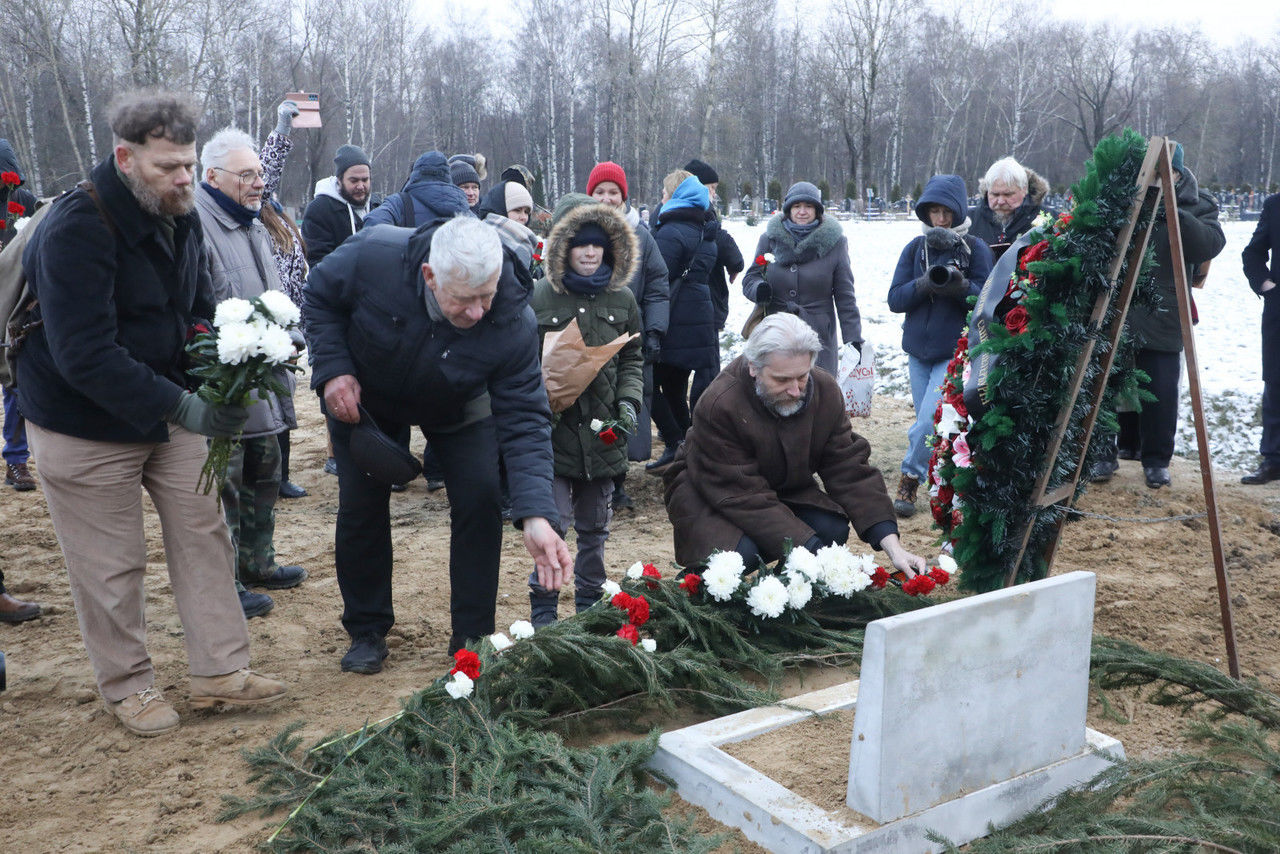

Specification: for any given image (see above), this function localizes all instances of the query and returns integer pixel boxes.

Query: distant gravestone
[847,571,1096,821]
[650,571,1122,853]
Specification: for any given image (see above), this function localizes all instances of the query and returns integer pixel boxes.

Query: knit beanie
[334,144,370,180]
[783,181,824,217]
[569,222,609,249]
[684,158,719,186]
[501,164,534,188]
[450,159,481,187]
[504,181,534,213]
[1171,142,1185,173]
[586,161,628,200]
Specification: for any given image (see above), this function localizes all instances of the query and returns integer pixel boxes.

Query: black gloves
[643,332,662,362]
[167,391,248,438]
[754,281,773,306]
[923,265,970,299]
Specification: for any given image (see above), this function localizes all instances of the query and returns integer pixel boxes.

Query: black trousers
[1261,382,1280,464]
[735,504,850,570]
[689,350,722,414]
[329,414,502,642]
[1132,349,1181,468]
[652,363,692,446]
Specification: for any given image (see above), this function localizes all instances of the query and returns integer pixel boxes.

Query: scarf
[783,217,820,242]
[202,182,259,228]
[919,216,971,239]
[562,263,613,295]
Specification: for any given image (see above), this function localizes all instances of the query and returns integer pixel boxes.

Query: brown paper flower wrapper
[540,318,638,413]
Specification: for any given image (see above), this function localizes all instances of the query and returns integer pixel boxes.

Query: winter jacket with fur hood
[968,167,1051,251]
[531,201,643,480]
[741,213,862,375]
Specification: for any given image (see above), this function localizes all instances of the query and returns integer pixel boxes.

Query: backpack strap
[398,193,416,229]
[78,180,119,239]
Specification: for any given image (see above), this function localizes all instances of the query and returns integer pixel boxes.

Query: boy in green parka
[528,196,643,625]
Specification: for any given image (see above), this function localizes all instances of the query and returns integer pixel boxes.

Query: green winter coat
[532,198,643,480]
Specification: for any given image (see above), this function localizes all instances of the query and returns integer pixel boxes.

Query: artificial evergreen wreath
[928,130,1158,592]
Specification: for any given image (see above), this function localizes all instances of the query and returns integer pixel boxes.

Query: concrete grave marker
[649,571,1123,853]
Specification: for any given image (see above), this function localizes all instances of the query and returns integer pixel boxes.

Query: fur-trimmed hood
[978,166,1049,208]
[764,211,844,265]
[544,197,638,295]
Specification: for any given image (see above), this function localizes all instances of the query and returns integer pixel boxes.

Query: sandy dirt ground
[2,382,1277,852]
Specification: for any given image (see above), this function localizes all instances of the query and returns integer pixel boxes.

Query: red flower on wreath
[616,624,640,645]
[870,567,890,590]
[903,575,937,596]
[626,595,650,626]
[599,427,619,445]
[679,573,702,595]
[641,564,661,589]
[928,567,951,585]
[1019,240,1049,271]
[7,201,24,216]
[930,497,949,525]
[451,649,481,680]
[951,508,964,529]
[1,171,20,186]
[1004,305,1029,335]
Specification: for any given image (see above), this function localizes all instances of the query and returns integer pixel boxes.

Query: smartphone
[285,92,321,128]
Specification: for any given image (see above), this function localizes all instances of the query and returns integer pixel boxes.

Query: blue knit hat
[1170,142,1185,174]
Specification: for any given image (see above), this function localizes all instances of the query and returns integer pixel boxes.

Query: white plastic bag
[838,337,875,418]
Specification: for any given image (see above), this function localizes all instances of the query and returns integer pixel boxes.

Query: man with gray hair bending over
[662,313,928,575]
[968,156,1051,259]
[305,206,571,671]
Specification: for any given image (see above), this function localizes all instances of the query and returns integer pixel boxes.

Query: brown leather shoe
[0,591,41,623]
[5,462,36,491]
[107,687,180,737]
[189,669,287,709]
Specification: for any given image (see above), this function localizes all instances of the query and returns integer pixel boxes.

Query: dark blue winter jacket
[652,176,717,371]
[887,175,994,362]
[363,151,471,230]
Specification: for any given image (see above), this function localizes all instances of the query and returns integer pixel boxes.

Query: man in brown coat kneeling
[663,313,928,575]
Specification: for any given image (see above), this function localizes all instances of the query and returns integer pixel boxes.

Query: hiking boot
[5,462,36,492]
[107,686,179,737]
[893,474,918,518]
[189,669,287,709]
[249,565,307,590]
[340,634,389,674]
[238,589,274,619]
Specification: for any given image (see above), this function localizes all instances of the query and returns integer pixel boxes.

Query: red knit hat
[586,161,628,201]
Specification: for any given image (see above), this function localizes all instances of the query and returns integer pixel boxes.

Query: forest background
[2,0,1280,213]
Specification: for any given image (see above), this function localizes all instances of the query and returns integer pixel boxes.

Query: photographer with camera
[886,174,994,518]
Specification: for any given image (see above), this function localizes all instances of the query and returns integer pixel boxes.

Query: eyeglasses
[212,166,265,185]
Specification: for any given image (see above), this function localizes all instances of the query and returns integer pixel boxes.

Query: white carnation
[745,576,789,619]
[640,638,657,653]
[214,297,254,327]
[256,290,301,328]
[602,579,622,597]
[626,561,644,579]
[786,575,813,610]
[216,322,258,365]
[786,545,822,583]
[509,620,535,640]
[937,553,958,575]
[489,632,513,652]
[590,419,605,432]
[256,323,296,365]
[703,551,745,601]
[444,671,474,699]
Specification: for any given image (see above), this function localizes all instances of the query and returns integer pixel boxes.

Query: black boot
[530,592,559,628]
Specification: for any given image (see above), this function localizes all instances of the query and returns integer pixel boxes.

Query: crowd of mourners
[4,88,1274,741]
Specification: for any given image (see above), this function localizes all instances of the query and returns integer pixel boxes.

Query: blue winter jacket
[887,175,994,362]
[363,151,471,230]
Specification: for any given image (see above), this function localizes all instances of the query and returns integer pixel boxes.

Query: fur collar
[764,213,844,264]
[545,202,638,294]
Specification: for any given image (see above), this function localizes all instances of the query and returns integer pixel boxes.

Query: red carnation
[955,335,968,353]
[641,563,661,589]
[7,201,24,216]
[929,567,951,586]
[450,648,481,680]
[599,427,618,445]
[902,575,937,596]
[930,498,949,525]
[610,591,632,611]
[616,624,640,645]
[626,595,650,626]
[1004,305,1029,335]
[870,567,889,590]
[754,254,767,266]
[1,171,19,186]
[679,573,702,595]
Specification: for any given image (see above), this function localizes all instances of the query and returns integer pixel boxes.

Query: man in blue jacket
[1242,191,1280,484]
[19,90,287,736]
[305,204,570,671]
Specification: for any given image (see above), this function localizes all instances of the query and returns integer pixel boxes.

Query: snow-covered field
[718,218,1265,473]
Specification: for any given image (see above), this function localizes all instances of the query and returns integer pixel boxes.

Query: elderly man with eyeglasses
[197,127,309,619]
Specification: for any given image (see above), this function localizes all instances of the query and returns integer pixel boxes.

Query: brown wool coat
[662,355,895,567]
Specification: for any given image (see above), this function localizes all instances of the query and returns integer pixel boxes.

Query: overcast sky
[414,0,1279,49]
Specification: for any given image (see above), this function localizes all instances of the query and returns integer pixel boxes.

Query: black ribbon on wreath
[963,231,1034,421]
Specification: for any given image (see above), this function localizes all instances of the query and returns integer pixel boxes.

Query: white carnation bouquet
[185,291,302,493]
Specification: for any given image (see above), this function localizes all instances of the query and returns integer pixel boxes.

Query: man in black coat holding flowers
[17,90,286,737]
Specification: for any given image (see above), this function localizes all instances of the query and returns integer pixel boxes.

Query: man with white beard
[662,314,927,575]
[968,156,1050,259]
